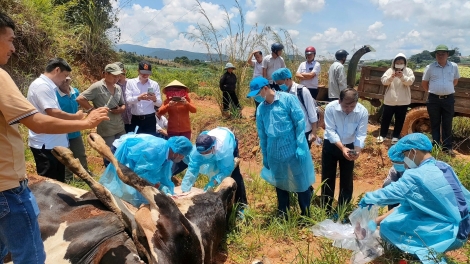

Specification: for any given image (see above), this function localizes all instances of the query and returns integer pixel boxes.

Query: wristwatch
[84,107,95,114]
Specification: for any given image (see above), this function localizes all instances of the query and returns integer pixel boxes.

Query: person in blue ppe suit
[246,76,315,217]
[382,159,406,210]
[360,133,470,264]
[180,127,248,206]
[99,133,193,207]
[271,68,318,148]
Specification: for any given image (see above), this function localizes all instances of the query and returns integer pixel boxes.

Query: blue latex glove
[204,179,218,192]
[159,185,172,196]
[295,147,306,159]
[358,198,373,209]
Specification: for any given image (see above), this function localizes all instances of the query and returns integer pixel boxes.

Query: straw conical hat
[163,80,189,93]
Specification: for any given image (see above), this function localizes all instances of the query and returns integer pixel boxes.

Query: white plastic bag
[310,206,384,264]
[348,206,384,264]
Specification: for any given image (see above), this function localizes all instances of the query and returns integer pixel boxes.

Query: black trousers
[30,145,65,182]
[130,114,157,136]
[222,90,241,111]
[427,93,454,150]
[305,131,312,148]
[276,186,313,217]
[379,104,408,138]
[307,88,318,100]
[321,139,355,211]
[231,138,247,205]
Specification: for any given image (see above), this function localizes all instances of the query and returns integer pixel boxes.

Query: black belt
[132,113,154,120]
[429,93,453,99]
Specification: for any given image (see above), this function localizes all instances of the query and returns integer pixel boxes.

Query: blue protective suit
[256,92,315,192]
[181,127,236,191]
[362,158,470,263]
[99,133,174,207]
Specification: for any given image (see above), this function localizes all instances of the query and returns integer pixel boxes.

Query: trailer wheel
[400,106,431,137]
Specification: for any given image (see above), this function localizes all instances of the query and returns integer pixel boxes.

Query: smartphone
[148,87,155,95]
[348,150,357,156]
[171,96,182,102]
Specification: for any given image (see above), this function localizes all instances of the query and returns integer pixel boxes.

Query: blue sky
[114,0,470,60]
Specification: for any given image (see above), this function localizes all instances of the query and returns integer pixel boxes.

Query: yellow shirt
[0,68,38,191]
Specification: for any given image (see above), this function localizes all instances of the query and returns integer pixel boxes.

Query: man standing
[0,12,109,263]
[56,76,91,180]
[115,61,133,133]
[247,50,263,117]
[181,127,248,207]
[321,88,368,213]
[125,60,162,135]
[422,45,460,157]
[262,43,286,86]
[295,46,321,99]
[27,58,86,182]
[272,68,318,147]
[76,64,126,153]
[247,50,263,78]
[328,49,349,101]
[246,77,315,217]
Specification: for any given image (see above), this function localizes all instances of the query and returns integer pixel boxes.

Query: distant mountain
[115,44,227,61]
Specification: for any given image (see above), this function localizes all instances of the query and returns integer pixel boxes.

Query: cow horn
[51,146,126,223]
[86,133,160,201]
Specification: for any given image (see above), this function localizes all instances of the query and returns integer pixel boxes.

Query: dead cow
[23,133,236,264]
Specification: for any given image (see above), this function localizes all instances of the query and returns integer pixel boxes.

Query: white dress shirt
[125,77,162,115]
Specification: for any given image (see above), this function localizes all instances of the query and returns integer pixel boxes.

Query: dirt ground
[189,95,470,264]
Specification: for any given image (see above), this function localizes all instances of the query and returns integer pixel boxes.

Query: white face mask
[395,64,405,69]
[403,149,418,169]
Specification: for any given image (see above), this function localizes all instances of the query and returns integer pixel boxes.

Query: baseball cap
[138,61,152,75]
[104,64,123,75]
[113,61,125,71]
[247,77,269,98]
[196,134,217,153]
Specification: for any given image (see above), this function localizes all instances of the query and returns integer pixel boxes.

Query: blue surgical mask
[393,163,406,172]
[254,94,265,103]
[279,84,289,91]
[403,149,418,169]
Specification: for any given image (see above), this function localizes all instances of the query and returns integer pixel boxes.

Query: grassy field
[20,62,470,263]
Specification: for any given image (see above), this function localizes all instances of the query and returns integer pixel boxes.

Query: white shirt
[155,115,168,131]
[27,74,69,149]
[324,100,369,148]
[262,55,286,82]
[296,60,321,88]
[289,82,318,133]
[125,77,162,115]
[328,61,347,99]
[423,61,460,95]
[251,59,263,78]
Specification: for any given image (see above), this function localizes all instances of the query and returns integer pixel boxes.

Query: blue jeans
[0,180,45,264]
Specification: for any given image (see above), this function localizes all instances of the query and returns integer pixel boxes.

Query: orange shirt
[0,69,38,192]
[158,96,196,133]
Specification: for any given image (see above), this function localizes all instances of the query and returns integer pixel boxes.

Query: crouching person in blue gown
[247,77,315,218]
[180,127,247,207]
[359,133,470,264]
[99,133,193,207]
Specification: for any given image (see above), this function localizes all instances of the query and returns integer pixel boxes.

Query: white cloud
[117,0,235,50]
[287,30,300,39]
[367,21,387,40]
[246,0,325,26]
